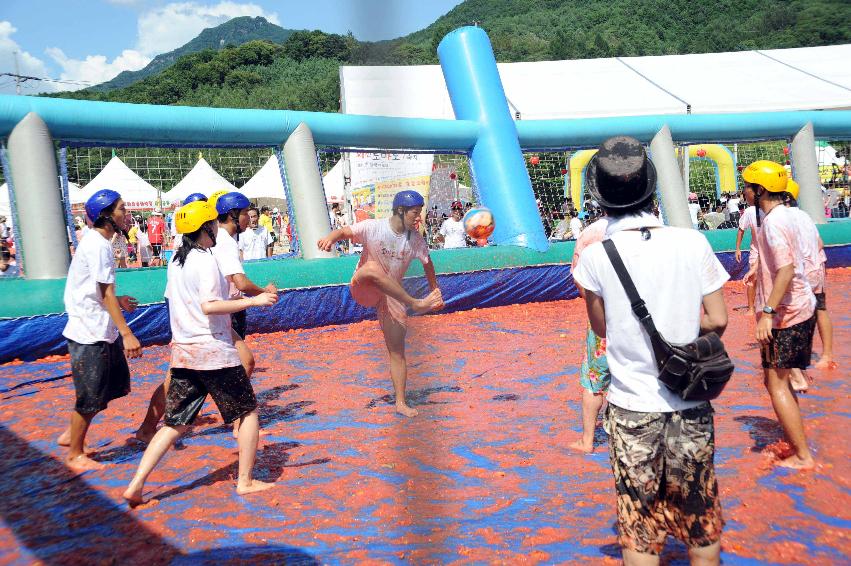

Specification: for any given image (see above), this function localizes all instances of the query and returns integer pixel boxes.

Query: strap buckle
[631,299,650,321]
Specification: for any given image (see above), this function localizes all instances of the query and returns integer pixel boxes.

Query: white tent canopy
[321,159,345,202]
[240,154,288,200]
[76,156,158,209]
[341,44,851,119]
[166,157,237,203]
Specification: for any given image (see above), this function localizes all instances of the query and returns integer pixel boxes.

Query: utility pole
[13,51,21,94]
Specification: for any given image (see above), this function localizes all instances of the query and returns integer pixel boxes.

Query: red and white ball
[463,207,495,240]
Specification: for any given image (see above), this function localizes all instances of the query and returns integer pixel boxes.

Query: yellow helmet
[741,160,788,193]
[175,201,217,234]
[208,190,229,210]
[786,178,799,201]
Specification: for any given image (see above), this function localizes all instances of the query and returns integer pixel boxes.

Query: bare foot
[66,454,104,471]
[57,431,96,453]
[790,369,810,393]
[134,427,157,445]
[236,479,275,496]
[776,454,815,470]
[814,356,836,370]
[395,403,419,418]
[569,439,594,454]
[412,289,444,314]
[57,428,71,446]
[122,486,146,508]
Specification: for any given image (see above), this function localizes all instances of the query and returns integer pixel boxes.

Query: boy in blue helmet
[318,189,444,417]
[212,191,278,435]
[59,189,142,470]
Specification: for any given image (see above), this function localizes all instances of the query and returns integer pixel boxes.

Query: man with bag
[572,136,730,565]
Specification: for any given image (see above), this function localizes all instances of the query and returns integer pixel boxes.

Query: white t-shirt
[210,226,244,300]
[137,231,153,263]
[788,207,826,291]
[239,226,271,260]
[573,214,730,413]
[439,217,467,249]
[688,202,701,227]
[569,217,584,240]
[63,230,119,344]
[350,218,430,281]
[727,197,741,215]
[166,248,240,370]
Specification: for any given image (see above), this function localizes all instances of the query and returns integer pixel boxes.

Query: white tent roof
[240,155,287,200]
[167,157,237,202]
[321,159,345,202]
[341,44,851,119]
[77,156,158,209]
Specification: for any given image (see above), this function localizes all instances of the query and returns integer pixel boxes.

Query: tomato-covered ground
[1,269,849,564]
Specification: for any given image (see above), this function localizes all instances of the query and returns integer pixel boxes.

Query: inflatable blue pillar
[438,27,548,251]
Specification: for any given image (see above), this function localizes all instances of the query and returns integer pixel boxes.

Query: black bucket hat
[586,136,657,210]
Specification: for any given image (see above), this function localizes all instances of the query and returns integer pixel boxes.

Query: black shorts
[605,403,723,554]
[165,365,257,427]
[68,338,131,414]
[761,315,817,369]
[815,292,826,311]
[151,244,162,257]
[231,310,247,340]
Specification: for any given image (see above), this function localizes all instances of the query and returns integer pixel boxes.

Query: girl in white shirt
[123,200,277,506]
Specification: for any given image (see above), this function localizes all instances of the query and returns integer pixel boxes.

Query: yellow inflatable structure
[567,144,737,205]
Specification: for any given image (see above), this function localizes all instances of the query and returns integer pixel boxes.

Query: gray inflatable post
[7,112,71,278]
[282,122,335,258]
[650,125,692,228]
[791,123,826,224]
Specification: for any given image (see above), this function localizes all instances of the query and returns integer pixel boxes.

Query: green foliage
[45,0,851,112]
[282,30,351,62]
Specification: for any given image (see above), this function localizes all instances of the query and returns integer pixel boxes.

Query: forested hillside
[46,0,851,111]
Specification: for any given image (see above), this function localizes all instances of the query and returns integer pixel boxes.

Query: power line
[0,72,93,89]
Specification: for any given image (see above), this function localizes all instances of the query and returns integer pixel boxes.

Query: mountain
[399,0,851,62]
[49,0,851,109]
[93,16,299,91]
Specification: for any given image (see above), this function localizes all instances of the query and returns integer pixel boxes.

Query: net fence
[2,136,849,276]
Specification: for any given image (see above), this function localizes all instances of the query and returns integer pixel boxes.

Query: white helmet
[272,207,279,214]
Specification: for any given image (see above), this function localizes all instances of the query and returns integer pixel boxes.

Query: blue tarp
[1,246,847,363]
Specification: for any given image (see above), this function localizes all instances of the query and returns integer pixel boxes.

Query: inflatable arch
[569,144,736,207]
[688,144,737,196]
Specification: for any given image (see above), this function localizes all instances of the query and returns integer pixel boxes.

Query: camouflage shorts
[604,403,724,554]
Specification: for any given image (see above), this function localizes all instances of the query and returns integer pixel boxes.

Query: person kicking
[317,190,444,417]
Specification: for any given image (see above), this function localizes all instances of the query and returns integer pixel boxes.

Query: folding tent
[77,156,158,210]
[166,157,237,203]
[240,154,288,200]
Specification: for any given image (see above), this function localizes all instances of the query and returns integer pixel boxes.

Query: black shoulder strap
[601,238,672,367]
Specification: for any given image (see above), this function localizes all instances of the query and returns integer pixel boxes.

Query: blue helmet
[392,190,424,212]
[214,191,250,215]
[85,189,122,223]
[184,192,207,204]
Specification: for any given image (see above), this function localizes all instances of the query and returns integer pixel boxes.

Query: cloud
[0,20,58,94]
[136,2,281,56]
[46,47,151,91]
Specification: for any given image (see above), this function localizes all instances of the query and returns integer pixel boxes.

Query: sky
[0,0,464,95]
